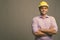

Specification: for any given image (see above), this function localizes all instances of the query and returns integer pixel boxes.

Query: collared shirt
[32,15,58,34]
[32,15,58,40]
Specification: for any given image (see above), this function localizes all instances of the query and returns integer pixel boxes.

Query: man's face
[39,6,48,15]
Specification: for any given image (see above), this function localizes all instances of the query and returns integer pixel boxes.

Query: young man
[32,1,58,40]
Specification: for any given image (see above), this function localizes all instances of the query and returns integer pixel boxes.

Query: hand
[49,24,55,30]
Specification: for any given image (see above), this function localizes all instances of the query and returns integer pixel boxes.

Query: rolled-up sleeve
[32,18,39,33]
[51,17,58,32]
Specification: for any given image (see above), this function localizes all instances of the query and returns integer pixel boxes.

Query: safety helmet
[38,1,49,7]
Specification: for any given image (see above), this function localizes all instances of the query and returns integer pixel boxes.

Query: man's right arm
[32,18,46,36]
[33,30,46,36]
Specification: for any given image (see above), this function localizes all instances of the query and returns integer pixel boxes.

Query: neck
[40,14,47,19]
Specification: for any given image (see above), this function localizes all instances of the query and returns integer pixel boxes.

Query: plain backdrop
[0,0,60,40]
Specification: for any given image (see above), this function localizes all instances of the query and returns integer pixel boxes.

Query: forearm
[47,29,57,34]
[41,29,57,35]
[34,30,46,36]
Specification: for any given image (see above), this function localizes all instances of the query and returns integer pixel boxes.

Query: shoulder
[49,16,56,20]
[32,16,39,20]
[49,16,55,19]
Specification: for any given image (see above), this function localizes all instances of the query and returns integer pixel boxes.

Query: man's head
[38,1,49,15]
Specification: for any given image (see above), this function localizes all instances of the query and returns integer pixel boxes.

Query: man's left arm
[41,16,58,35]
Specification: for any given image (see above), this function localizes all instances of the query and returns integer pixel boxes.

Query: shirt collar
[39,15,49,18]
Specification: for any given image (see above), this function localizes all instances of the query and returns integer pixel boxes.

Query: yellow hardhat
[38,1,49,7]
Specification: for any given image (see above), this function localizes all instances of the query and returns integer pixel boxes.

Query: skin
[41,24,57,35]
[39,6,48,18]
[34,6,57,36]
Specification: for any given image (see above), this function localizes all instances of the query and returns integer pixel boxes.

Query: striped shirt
[32,15,58,40]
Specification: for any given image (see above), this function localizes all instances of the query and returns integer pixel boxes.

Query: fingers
[49,24,54,29]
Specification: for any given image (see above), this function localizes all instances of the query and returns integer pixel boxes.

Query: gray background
[0,0,60,40]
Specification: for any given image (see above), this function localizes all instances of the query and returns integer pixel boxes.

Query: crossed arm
[32,17,58,36]
[40,25,57,35]
[33,25,57,36]
[33,29,46,36]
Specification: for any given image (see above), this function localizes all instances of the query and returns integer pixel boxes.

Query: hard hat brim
[39,6,49,9]
[38,5,49,8]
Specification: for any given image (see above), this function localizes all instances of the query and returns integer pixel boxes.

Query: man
[32,1,58,40]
